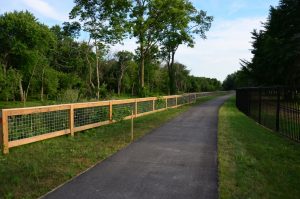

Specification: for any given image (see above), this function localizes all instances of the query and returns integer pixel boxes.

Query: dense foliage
[0,8,220,102]
[223,0,300,90]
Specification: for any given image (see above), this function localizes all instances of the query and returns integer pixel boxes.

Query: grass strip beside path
[218,97,300,199]
[0,95,219,199]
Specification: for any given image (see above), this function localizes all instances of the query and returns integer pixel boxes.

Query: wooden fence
[0,92,221,154]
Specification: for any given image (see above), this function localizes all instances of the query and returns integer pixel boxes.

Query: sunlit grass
[218,97,300,199]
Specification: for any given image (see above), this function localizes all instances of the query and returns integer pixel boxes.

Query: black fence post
[276,87,280,132]
[248,89,251,116]
[258,88,262,124]
[236,89,239,109]
[235,89,237,108]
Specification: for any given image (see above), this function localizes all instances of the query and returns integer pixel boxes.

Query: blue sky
[0,0,279,81]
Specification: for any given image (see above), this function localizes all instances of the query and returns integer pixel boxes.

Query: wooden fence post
[153,99,155,111]
[109,101,113,122]
[2,111,9,154]
[70,105,74,137]
[175,96,178,107]
[165,98,168,109]
[135,99,138,117]
[131,110,134,141]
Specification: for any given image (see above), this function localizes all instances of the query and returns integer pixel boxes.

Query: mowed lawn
[218,97,300,199]
[0,95,219,199]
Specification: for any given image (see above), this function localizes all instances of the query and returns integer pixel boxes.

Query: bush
[57,89,79,103]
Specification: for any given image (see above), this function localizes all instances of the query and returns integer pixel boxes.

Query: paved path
[43,95,231,199]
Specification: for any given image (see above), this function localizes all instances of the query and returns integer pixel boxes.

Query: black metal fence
[236,87,300,142]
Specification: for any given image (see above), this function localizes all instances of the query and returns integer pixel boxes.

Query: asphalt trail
[43,95,231,199]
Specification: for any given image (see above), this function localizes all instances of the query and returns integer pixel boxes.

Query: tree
[50,24,95,100]
[0,11,56,102]
[222,70,251,90]
[0,67,20,101]
[159,0,213,94]
[240,0,300,86]
[222,73,237,90]
[115,51,134,95]
[123,0,199,92]
[0,9,218,102]
[69,0,213,95]
[173,62,190,92]
[70,0,130,99]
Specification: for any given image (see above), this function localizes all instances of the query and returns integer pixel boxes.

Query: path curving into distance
[43,94,232,199]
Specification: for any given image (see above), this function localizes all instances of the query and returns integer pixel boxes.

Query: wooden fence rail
[0,92,222,154]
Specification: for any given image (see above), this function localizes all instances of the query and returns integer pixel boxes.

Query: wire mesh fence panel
[137,101,153,114]
[74,106,109,127]
[155,99,166,110]
[190,94,196,102]
[8,110,69,141]
[196,93,203,98]
[177,97,184,105]
[112,103,135,120]
[183,95,190,104]
[167,98,176,107]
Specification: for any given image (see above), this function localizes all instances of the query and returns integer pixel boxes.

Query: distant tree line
[0,1,221,102]
[223,0,300,90]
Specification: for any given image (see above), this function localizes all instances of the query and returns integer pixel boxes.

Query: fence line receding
[0,92,224,153]
[236,87,300,142]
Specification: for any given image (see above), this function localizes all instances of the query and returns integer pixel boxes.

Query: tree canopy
[0,6,219,103]
[224,0,300,89]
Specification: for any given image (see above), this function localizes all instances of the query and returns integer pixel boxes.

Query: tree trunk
[40,67,45,101]
[86,38,95,90]
[96,63,100,99]
[3,53,8,75]
[19,79,25,102]
[41,86,44,101]
[118,62,127,96]
[117,77,121,96]
[117,73,123,96]
[168,51,176,95]
[139,38,145,89]
[131,83,135,96]
[24,63,37,102]
[140,56,145,88]
[95,40,100,100]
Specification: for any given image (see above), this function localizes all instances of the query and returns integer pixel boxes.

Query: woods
[0,1,220,103]
[223,0,300,90]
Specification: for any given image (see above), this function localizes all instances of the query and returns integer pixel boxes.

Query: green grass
[218,97,300,199]
[0,95,220,199]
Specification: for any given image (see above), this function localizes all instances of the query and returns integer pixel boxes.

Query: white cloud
[176,17,266,81]
[21,0,68,21]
